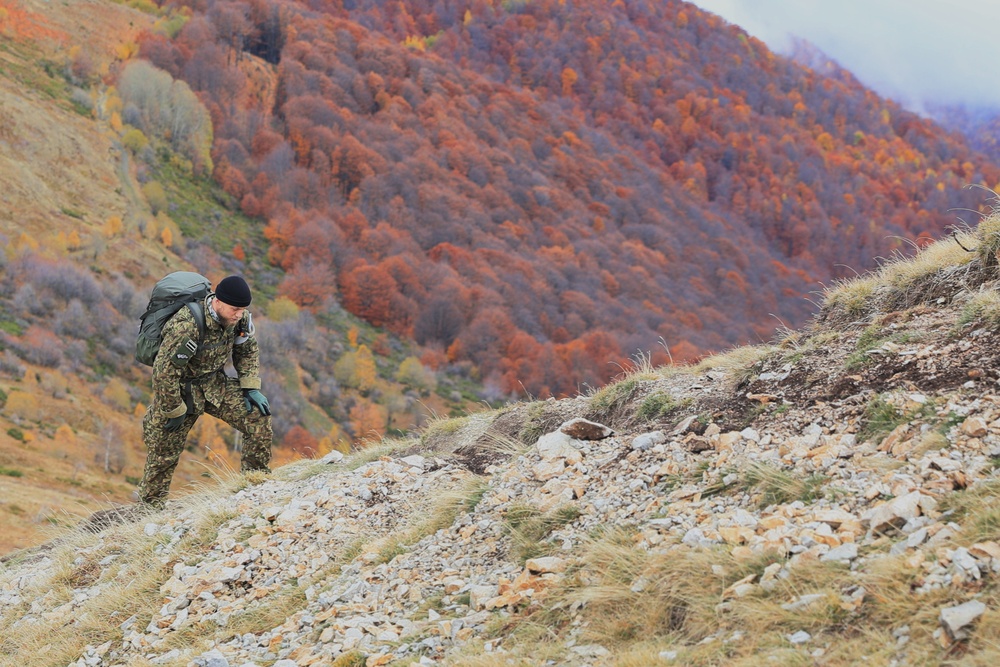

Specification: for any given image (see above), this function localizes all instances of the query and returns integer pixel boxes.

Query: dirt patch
[451,444,510,475]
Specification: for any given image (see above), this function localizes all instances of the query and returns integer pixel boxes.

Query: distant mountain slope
[142,0,1000,397]
[929,104,1000,167]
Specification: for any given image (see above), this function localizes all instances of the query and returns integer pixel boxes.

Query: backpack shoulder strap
[186,301,206,351]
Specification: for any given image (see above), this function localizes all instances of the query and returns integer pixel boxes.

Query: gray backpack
[135,271,210,366]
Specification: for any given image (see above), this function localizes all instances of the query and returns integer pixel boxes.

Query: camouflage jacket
[153,295,262,419]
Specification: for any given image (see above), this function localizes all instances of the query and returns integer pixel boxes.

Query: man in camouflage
[138,275,272,508]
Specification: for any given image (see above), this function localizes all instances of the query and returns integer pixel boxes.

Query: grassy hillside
[0,0,478,555]
[6,208,1000,665]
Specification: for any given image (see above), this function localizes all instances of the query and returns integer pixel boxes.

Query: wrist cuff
[163,403,187,419]
[239,376,261,390]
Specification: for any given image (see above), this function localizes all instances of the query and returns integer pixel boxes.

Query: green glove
[164,415,186,432]
[243,389,271,416]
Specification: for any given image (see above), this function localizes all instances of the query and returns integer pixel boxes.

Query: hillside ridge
[6,220,1000,665]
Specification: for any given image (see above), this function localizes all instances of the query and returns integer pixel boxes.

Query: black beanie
[215,275,252,307]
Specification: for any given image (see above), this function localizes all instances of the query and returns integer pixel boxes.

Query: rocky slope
[5,225,1000,665]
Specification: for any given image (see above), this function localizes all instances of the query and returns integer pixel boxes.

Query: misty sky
[687,0,1000,114]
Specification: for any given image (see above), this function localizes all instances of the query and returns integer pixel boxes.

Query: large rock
[559,418,613,440]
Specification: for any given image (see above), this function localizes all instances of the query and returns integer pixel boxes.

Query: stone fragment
[525,557,568,574]
[969,542,1000,560]
[469,585,497,611]
[863,491,933,535]
[820,543,858,563]
[940,600,987,640]
[631,431,666,451]
[193,649,230,667]
[672,415,698,434]
[400,455,427,469]
[683,435,713,453]
[719,526,754,545]
[321,450,345,464]
[961,417,988,438]
[532,459,566,482]
[535,432,583,464]
[781,594,826,612]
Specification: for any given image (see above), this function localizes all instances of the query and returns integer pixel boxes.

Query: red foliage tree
[282,425,319,457]
[339,263,398,328]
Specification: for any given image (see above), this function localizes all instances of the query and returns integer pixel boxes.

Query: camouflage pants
[138,376,272,507]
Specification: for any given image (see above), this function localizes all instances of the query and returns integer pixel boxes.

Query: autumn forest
[111,0,996,399]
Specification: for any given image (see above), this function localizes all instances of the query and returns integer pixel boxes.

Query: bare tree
[94,422,127,475]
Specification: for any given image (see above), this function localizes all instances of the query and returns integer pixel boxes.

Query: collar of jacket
[206,296,224,327]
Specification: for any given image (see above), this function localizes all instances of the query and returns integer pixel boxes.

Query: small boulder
[560,418,613,440]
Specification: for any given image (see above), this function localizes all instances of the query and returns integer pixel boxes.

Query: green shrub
[637,391,677,421]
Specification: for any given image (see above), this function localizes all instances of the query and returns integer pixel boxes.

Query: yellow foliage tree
[142,181,168,214]
[349,399,387,442]
[161,226,174,248]
[110,111,123,133]
[50,232,69,256]
[103,87,122,119]
[395,356,435,391]
[352,344,378,394]
[561,67,578,96]
[122,127,149,153]
[114,41,139,61]
[268,296,300,322]
[55,423,75,445]
[103,378,132,411]
[4,391,42,421]
[402,35,425,51]
[16,232,39,252]
[67,229,82,249]
[104,215,123,237]
[347,327,359,349]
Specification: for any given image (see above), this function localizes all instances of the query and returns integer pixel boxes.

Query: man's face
[215,300,246,327]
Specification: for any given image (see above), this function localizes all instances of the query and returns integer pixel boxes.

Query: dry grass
[821,218,994,324]
[960,289,1000,327]
[690,343,777,375]
[372,474,486,564]
[502,502,583,564]
[0,473,246,667]
[464,506,1000,666]
[736,462,827,507]
[909,429,951,459]
[0,459,373,664]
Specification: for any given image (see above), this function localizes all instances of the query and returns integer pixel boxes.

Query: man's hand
[165,415,186,432]
[243,389,271,416]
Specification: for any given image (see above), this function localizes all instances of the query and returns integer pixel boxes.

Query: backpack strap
[186,301,206,354]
